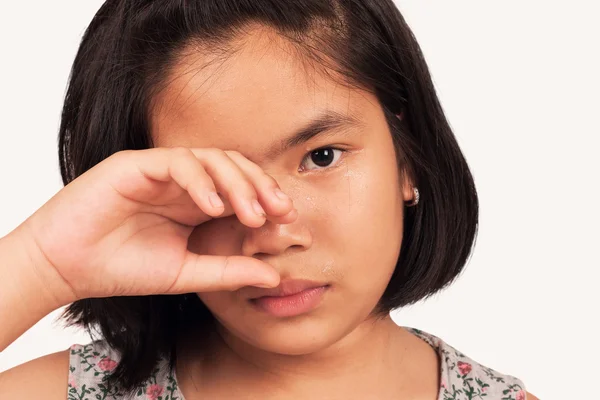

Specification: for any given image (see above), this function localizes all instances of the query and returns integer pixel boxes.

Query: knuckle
[115,149,132,156]
[262,174,279,189]
[225,180,255,198]
[205,147,226,159]
[170,146,193,159]
[169,150,191,171]
[111,149,132,161]
[225,150,243,159]
[220,256,231,285]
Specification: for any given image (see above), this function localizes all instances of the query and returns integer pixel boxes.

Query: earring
[405,187,420,207]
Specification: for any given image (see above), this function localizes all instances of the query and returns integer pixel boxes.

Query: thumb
[163,253,280,294]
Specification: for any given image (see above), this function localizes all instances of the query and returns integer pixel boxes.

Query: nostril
[252,245,304,259]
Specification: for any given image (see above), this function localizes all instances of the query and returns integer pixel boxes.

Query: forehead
[150,27,379,155]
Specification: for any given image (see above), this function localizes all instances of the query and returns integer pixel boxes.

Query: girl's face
[151,28,413,355]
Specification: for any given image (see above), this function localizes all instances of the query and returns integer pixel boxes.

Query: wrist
[0,228,70,350]
[1,223,76,311]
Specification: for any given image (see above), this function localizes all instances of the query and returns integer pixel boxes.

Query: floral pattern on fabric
[406,327,528,400]
[68,327,528,399]
[67,341,183,400]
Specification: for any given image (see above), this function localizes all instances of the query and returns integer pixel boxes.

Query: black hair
[58,0,478,395]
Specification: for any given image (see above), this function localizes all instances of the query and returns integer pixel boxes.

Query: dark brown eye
[300,147,344,171]
[311,148,335,166]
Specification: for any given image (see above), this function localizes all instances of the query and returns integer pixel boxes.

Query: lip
[249,279,330,318]
[249,279,328,298]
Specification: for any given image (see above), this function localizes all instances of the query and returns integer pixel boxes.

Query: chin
[246,318,345,355]
[217,309,352,356]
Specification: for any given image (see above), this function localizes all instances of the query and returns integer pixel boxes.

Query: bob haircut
[58,0,478,394]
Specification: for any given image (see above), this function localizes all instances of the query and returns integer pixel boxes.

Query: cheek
[319,160,403,249]
[316,158,403,293]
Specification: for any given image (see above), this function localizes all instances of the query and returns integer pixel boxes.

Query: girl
[0,0,539,399]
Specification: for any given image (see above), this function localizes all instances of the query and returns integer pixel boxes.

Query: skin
[0,23,540,400]
[150,25,437,399]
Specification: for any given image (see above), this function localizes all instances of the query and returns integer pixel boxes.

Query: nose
[241,216,312,259]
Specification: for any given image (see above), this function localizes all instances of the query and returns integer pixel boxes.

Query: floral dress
[67,326,528,400]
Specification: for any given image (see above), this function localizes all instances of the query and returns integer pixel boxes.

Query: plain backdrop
[1,1,598,399]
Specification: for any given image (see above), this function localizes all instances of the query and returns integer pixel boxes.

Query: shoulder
[67,339,123,376]
[0,347,70,399]
[0,340,126,400]
[404,327,538,400]
[66,340,130,398]
[68,340,180,399]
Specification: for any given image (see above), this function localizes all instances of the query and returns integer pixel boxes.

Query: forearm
[0,227,68,352]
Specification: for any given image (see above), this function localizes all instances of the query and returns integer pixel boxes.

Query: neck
[219,314,399,378]
[177,314,429,398]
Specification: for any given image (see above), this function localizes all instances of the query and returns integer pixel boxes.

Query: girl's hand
[14,147,295,305]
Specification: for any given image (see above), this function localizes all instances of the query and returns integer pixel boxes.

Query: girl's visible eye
[299,147,345,172]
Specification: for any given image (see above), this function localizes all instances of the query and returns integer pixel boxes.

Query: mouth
[248,279,330,318]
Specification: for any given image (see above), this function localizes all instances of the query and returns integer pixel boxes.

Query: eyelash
[299,146,347,172]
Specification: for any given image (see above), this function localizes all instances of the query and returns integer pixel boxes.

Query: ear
[400,171,415,203]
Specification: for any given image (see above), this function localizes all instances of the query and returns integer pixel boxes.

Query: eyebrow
[264,110,363,160]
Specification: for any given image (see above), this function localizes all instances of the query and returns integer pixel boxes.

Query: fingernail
[209,192,224,209]
[273,188,289,201]
[287,208,298,219]
[251,199,266,216]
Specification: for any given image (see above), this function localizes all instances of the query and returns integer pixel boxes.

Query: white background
[1,1,598,399]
